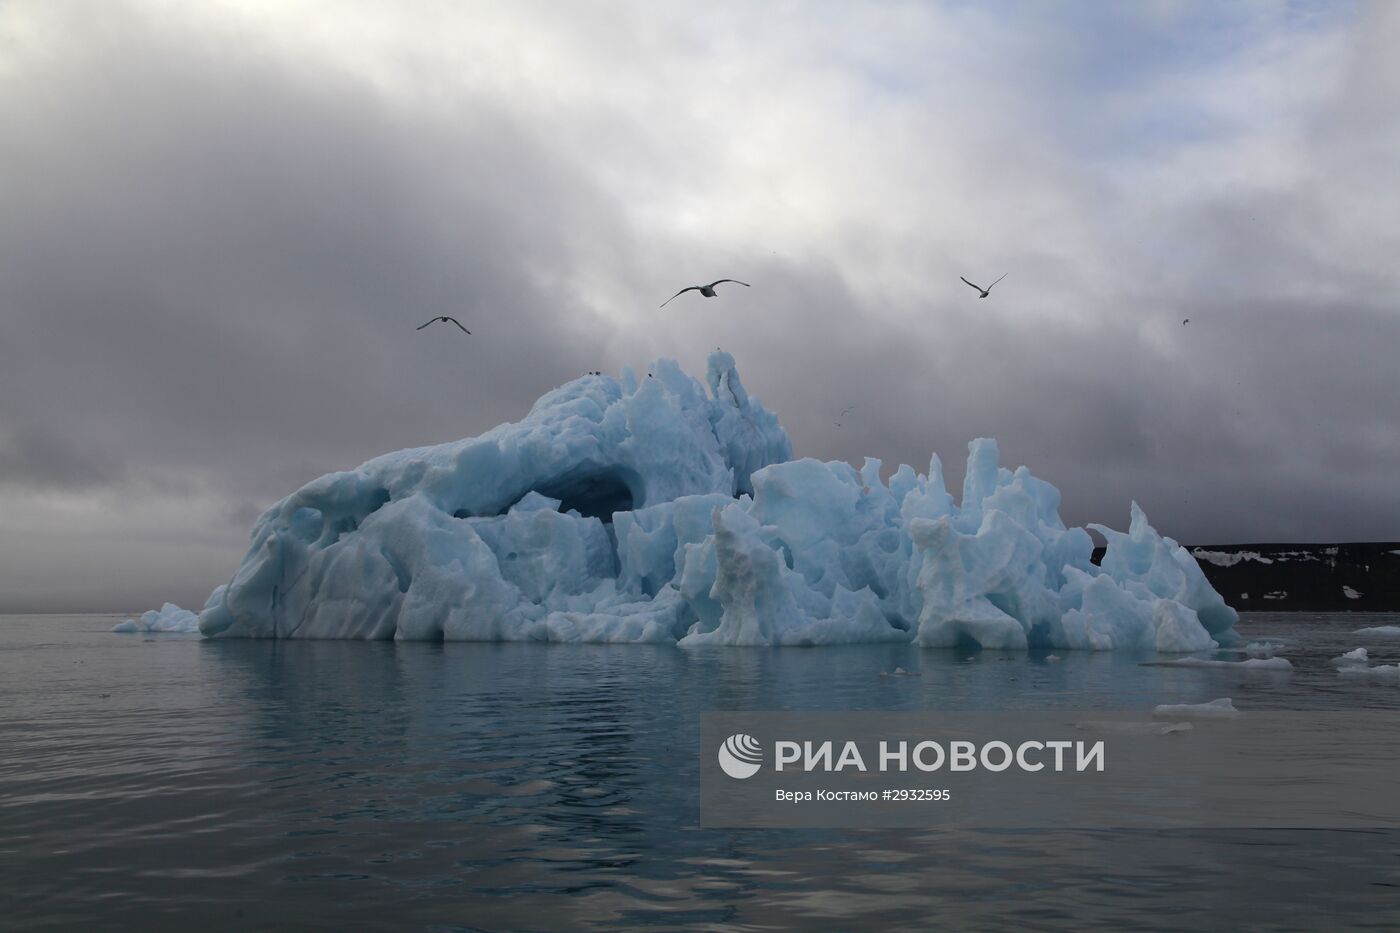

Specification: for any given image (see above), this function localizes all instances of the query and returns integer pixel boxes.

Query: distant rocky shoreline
[1093,543,1400,612]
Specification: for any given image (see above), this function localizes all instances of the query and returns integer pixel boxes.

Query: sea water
[2,612,1398,930]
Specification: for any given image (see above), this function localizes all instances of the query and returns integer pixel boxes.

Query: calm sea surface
[3,612,1399,931]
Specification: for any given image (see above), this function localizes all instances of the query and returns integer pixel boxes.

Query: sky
[2,0,1398,612]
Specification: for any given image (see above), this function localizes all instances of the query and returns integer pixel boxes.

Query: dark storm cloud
[1,0,1397,611]
[1,4,624,484]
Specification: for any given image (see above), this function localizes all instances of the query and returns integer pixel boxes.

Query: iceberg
[148,350,1235,648]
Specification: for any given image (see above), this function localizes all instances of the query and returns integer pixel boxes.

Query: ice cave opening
[512,464,641,523]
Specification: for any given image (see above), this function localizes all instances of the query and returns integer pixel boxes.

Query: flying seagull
[1182,318,1190,326]
[660,279,750,307]
[959,273,1008,299]
[417,316,471,334]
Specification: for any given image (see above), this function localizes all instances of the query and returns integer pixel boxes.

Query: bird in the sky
[959,273,1008,298]
[417,316,471,334]
[1182,318,1190,326]
[660,279,750,307]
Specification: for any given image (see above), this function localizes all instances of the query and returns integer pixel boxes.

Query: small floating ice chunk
[1152,698,1239,719]
[1354,625,1400,637]
[1333,647,1400,679]
[113,603,200,633]
[1337,663,1400,681]
[1244,640,1287,659]
[1332,647,1369,669]
[1152,656,1293,671]
[1076,720,1193,735]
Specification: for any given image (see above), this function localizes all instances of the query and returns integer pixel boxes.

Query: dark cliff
[1090,543,1400,612]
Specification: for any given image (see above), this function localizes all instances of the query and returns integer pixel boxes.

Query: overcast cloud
[2,0,1398,612]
